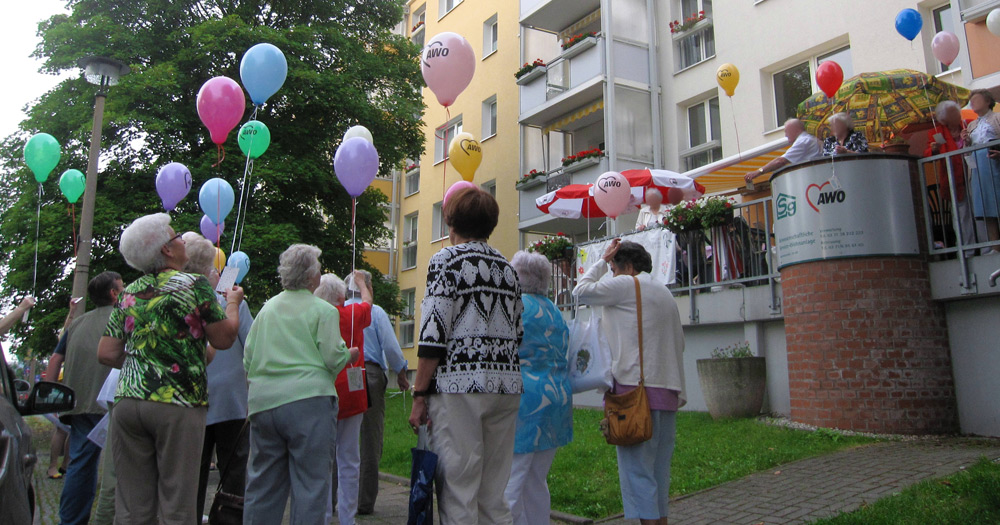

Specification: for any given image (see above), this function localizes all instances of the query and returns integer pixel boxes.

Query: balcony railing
[519,36,604,117]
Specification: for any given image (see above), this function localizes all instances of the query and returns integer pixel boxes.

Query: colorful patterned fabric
[514,294,573,454]
[106,270,227,407]
[822,131,869,155]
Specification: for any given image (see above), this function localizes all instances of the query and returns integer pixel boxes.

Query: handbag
[208,421,248,525]
[568,311,614,393]
[601,276,653,446]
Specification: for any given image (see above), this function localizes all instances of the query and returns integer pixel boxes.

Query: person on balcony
[744,118,822,183]
[635,188,667,231]
[822,112,869,155]
[962,89,1000,252]
[924,100,981,252]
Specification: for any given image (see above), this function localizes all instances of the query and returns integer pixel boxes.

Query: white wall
[944,296,1000,437]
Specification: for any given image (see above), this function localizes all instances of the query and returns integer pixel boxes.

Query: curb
[377,471,595,524]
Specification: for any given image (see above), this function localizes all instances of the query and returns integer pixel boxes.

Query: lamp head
[77,56,129,91]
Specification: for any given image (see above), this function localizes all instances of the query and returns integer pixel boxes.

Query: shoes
[357,508,374,515]
[48,472,64,479]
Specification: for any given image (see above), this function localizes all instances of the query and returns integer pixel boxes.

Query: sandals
[48,472,64,479]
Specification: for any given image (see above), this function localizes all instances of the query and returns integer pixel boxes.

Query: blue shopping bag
[407,425,437,525]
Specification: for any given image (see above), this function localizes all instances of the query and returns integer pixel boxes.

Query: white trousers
[504,448,558,525]
[326,413,363,525]
[428,393,521,525]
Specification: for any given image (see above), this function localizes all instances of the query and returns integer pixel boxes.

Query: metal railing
[918,138,1000,293]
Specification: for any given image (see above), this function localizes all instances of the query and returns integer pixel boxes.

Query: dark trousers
[196,418,249,522]
[58,413,104,525]
[358,363,388,513]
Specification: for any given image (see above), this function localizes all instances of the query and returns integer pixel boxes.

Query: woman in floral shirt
[98,213,243,525]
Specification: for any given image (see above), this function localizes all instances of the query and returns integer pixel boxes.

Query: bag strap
[632,276,645,385]
[215,419,249,493]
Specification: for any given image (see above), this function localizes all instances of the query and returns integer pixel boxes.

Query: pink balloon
[421,32,476,107]
[932,31,960,67]
[594,172,632,218]
[197,77,246,145]
[444,181,477,207]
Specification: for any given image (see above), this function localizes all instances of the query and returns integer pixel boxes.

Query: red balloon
[666,187,685,205]
[815,61,844,99]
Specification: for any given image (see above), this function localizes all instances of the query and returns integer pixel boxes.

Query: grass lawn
[812,457,1000,525]
[379,392,876,519]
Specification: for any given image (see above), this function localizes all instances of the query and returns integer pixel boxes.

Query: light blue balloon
[198,178,235,225]
[227,251,251,284]
[240,43,287,105]
[895,8,923,42]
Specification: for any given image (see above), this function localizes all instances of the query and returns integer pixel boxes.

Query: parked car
[13,379,29,406]
[1,359,75,525]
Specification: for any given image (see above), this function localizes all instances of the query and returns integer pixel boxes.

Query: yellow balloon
[448,132,482,182]
[213,248,226,273]
[716,63,740,97]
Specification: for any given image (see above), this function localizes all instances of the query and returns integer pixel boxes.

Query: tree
[0,0,424,359]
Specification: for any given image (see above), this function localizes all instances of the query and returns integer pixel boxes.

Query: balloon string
[441,106,451,244]
[729,96,743,162]
[237,160,254,253]
[70,203,77,257]
[350,197,357,351]
[232,112,258,254]
[32,184,41,297]
[212,144,225,167]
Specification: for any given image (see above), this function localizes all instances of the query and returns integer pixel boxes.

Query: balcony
[520,0,600,32]
[519,36,605,126]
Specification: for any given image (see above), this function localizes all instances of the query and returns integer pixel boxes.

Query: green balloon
[24,132,61,183]
[238,120,271,159]
[59,169,86,203]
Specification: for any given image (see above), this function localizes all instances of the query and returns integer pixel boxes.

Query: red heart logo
[806,181,831,213]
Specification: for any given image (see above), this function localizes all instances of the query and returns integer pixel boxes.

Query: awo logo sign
[776,193,796,219]
[806,181,846,212]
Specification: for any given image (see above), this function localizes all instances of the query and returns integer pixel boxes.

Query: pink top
[612,381,680,412]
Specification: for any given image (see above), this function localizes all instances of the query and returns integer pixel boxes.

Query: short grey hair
[936,100,961,121]
[119,213,172,274]
[785,118,805,132]
[828,112,853,130]
[313,273,346,305]
[511,251,551,295]
[278,244,322,290]
[181,232,216,277]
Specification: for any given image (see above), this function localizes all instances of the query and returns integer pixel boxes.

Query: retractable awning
[684,138,790,194]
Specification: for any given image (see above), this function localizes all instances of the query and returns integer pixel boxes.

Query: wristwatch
[757,167,764,175]
[412,390,431,398]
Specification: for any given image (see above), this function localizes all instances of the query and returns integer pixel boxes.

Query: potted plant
[669,11,706,35]
[696,342,767,420]
[527,233,574,262]
[411,20,424,33]
[515,59,546,81]
[515,169,546,188]
[561,147,604,169]
[699,195,736,229]
[561,32,598,51]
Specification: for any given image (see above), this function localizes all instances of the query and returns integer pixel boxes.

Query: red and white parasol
[535,183,641,219]
[621,169,706,204]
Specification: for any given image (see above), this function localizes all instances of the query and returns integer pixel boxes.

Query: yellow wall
[396,0,521,359]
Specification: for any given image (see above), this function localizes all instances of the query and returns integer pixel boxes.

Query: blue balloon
[895,8,923,42]
[227,251,251,284]
[198,178,235,225]
[240,43,287,105]
[334,137,380,198]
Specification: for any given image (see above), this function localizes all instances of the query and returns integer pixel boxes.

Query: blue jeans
[616,410,677,520]
[58,413,104,525]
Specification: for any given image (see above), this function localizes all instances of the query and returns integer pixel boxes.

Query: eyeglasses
[163,233,183,247]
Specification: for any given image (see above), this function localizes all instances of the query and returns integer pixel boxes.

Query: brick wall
[782,257,957,434]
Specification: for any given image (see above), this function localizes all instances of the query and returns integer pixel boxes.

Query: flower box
[564,155,601,174]
[516,66,547,86]
[516,176,547,190]
[561,35,598,61]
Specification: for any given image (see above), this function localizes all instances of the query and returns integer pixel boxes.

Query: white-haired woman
[635,188,667,231]
[97,213,243,524]
[242,245,358,524]
[182,232,255,522]
[314,272,372,525]
[923,101,981,252]
[504,251,572,525]
[822,112,868,156]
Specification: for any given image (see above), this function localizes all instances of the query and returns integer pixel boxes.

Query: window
[933,5,957,73]
[482,179,497,197]
[439,0,462,18]
[405,166,420,196]
[399,288,416,347]
[772,46,852,127]
[682,97,722,171]
[674,0,714,70]
[431,201,450,241]
[402,213,418,270]
[434,116,463,163]
[482,96,498,138]
[411,5,426,48]
[483,14,498,57]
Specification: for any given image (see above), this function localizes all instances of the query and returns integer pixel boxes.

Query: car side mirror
[18,381,75,416]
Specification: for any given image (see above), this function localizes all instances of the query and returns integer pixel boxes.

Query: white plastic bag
[96,369,120,410]
[567,312,613,393]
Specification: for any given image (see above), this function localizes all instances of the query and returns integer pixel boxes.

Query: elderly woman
[503,251,572,525]
[924,101,979,252]
[408,187,523,525]
[181,233,255,522]
[962,89,1000,249]
[635,188,667,231]
[573,239,685,525]
[97,213,243,525]
[242,245,357,524]
[822,112,868,156]
[314,272,372,525]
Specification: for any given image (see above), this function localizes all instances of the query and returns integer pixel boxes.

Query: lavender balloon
[155,162,192,211]
[334,137,379,198]
[200,215,224,243]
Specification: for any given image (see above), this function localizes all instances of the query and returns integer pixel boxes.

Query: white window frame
[673,0,715,72]
[431,201,450,242]
[399,288,416,347]
[438,0,462,19]
[434,116,463,164]
[680,97,722,171]
[405,167,420,196]
[411,5,426,47]
[402,213,418,270]
[932,4,958,74]
[483,14,498,58]
[481,179,497,197]
[771,46,851,128]
[482,95,498,139]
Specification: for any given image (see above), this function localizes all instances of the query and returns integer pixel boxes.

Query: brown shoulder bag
[601,276,653,446]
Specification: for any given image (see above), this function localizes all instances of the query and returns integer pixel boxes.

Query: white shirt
[782,132,822,165]
[634,205,667,230]
[572,263,686,405]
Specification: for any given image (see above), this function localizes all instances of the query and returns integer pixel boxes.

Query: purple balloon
[155,162,192,211]
[200,215,224,243]
[334,137,379,198]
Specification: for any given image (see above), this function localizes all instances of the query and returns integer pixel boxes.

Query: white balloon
[988,8,1000,38]
[344,125,374,144]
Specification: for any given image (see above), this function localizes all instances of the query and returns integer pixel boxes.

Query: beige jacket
[573,262,686,405]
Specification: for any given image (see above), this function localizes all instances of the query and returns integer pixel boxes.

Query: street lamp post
[69,56,129,314]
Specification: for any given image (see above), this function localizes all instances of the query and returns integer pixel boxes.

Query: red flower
[724,202,732,208]
[170,363,180,374]
[184,310,205,339]
[124,316,135,334]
